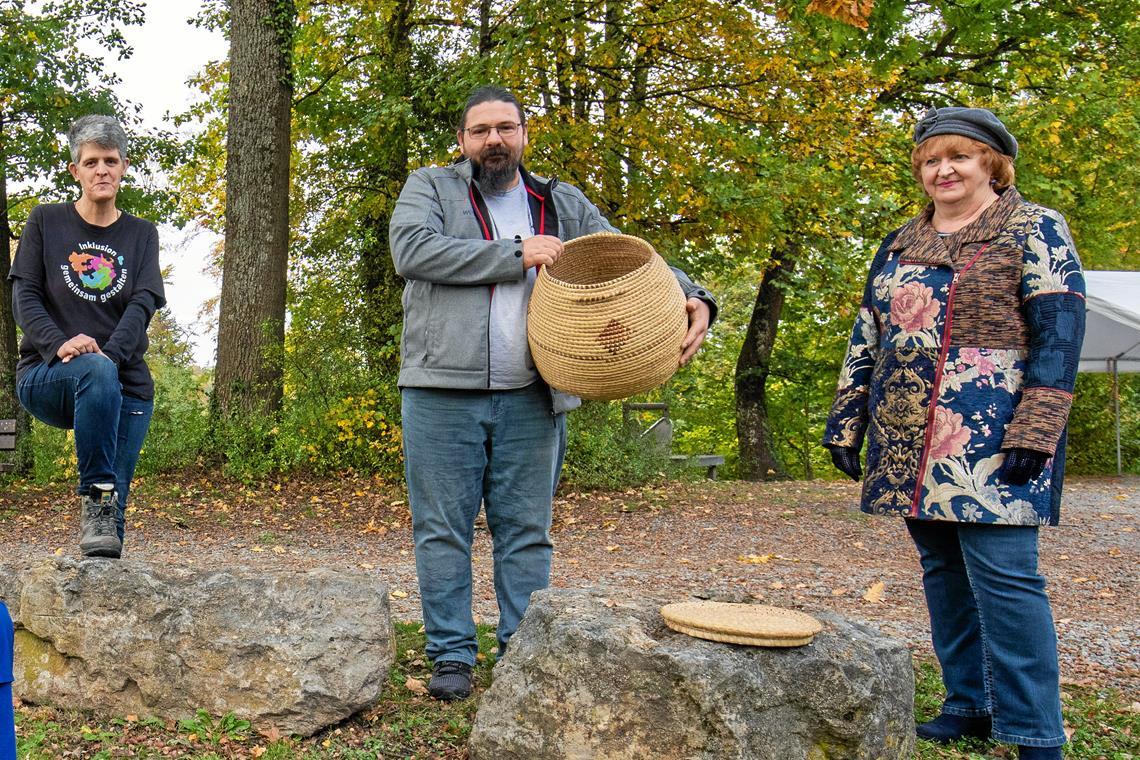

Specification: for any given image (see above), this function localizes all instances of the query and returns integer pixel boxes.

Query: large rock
[0,558,394,736]
[470,588,914,760]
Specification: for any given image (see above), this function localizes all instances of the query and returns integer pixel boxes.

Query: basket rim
[544,232,660,290]
[540,256,657,290]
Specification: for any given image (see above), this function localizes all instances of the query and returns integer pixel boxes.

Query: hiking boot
[916,712,991,743]
[79,484,122,559]
[428,660,473,701]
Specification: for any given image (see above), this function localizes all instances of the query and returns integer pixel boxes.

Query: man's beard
[474,147,521,193]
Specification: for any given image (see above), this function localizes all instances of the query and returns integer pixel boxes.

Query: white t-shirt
[482,177,539,389]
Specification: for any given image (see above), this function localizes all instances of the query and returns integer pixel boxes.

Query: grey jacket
[389,159,716,411]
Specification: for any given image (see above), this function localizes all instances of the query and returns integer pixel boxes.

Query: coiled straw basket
[527,232,686,401]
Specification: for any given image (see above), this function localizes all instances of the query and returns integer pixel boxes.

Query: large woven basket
[528,233,686,401]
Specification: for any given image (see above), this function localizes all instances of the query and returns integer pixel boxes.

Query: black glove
[999,447,1049,485]
[827,445,863,482]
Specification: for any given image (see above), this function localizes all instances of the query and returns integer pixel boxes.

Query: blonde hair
[911,134,1015,191]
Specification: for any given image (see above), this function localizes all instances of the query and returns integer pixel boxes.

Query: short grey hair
[67,115,128,163]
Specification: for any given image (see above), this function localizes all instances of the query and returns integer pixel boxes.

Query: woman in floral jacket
[823,108,1085,760]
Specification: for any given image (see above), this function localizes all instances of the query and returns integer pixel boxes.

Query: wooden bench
[0,418,14,473]
[669,453,726,480]
[622,403,725,480]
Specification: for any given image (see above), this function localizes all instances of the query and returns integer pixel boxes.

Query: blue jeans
[402,384,564,665]
[18,355,154,542]
[906,519,1065,748]
[0,602,14,760]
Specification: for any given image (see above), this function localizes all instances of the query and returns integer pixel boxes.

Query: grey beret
[914,107,1018,159]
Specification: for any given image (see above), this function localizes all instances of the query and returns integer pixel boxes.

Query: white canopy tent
[1079,271,1140,474]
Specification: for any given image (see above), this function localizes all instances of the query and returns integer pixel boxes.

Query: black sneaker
[428,660,473,701]
[916,712,991,744]
[79,484,122,559]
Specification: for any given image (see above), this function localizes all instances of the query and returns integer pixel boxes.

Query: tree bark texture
[0,148,32,472]
[214,0,294,419]
[735,250,796,481]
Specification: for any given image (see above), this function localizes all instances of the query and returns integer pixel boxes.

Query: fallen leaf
[737,553,773,564]
[862,581,885,603]
[405,677,428,695]
[390,590,408,599]
[831,587,849,596]
[251,747,267,758]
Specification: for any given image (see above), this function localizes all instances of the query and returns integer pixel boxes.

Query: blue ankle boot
[915,712,992,743]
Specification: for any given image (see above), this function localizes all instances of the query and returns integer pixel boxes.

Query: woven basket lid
[660,601,823,647]
[528,232,686,401]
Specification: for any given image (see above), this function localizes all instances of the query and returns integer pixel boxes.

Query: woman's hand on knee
[57,333,104,363]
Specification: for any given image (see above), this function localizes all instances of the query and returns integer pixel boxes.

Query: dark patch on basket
[598,319,630,355]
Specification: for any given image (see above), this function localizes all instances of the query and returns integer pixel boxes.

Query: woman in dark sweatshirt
[10,114,166,559]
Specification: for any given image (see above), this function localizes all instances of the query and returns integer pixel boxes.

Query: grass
[913,661,1139,759]
[13,637,1138,759]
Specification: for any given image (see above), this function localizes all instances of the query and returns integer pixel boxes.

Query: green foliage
[1067,373,1140,476]
[208,411,298,481]
[158,0,1139,481]
[561,401,674,490]
[913,659,1140,758]
[294,387,404,476]
[0,0,182,220]
[25,419,74,485]
[135,359,210,476]
[176,709,251,744]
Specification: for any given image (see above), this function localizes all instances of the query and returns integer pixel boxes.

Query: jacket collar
[889,186,1023,265]
[461,159,560,240]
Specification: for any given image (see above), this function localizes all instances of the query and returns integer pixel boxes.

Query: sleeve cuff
[1002,386,1074,455]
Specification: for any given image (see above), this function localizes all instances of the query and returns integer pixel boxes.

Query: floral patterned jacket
[823,188,1086,526]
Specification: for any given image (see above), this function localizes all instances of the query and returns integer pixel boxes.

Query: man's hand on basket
[522,235,563,270]
[680,298,711,366]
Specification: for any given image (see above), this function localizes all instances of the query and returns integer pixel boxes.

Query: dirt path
[2,474,1136,694]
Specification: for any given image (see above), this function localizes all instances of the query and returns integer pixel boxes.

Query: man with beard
[389,86,717,701]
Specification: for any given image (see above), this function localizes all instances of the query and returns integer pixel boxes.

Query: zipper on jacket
[471,169,558,389]
[909,243,990,517]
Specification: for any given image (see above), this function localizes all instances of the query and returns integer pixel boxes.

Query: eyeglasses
[462,122,522,140]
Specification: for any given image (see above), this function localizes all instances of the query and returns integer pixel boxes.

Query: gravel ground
[2,474,1136,695]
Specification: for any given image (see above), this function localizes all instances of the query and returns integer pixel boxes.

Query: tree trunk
[214,0,294,419]
[735,249,796,481]
[478,0,493,55]
[0,144,31,472]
